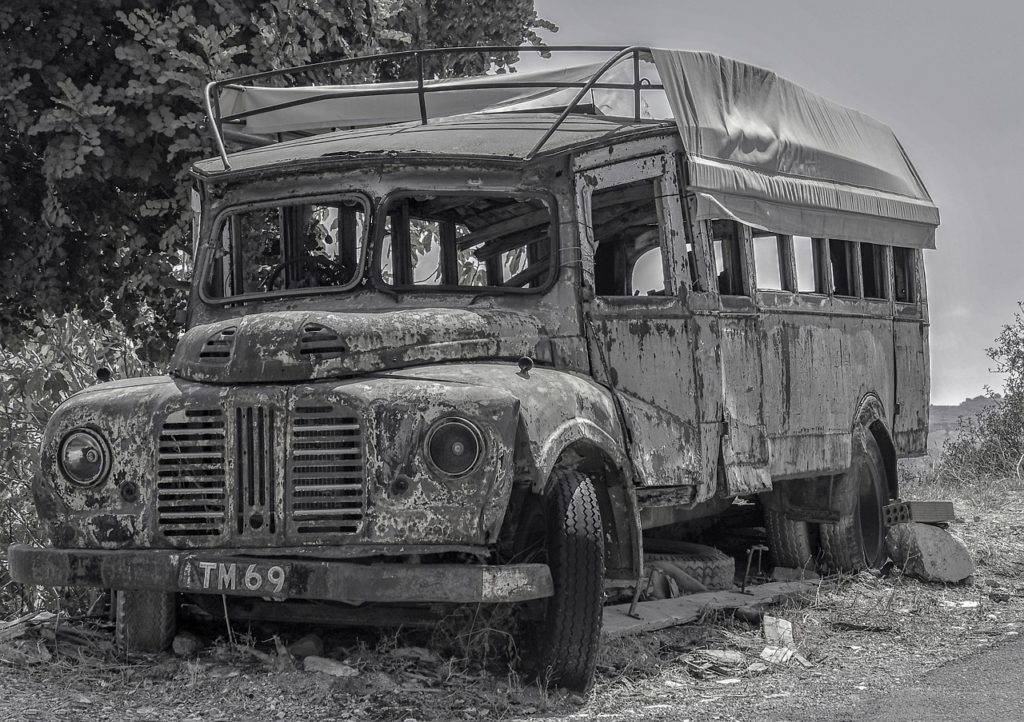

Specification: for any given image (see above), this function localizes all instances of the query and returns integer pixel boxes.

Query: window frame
[371,189,560,296]
[198,192,372,306]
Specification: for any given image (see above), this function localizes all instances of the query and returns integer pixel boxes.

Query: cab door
[697,218,772,495]
[575,154,718,493]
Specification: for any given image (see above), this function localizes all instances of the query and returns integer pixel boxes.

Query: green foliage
[941,302,1024,482]
[0,0,551,357]
[0,313,153,616]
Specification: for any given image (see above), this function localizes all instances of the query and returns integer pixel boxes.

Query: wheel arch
[854,393,899,500]
[549,439,639,581]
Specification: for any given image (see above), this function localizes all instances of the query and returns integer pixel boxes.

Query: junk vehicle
[9,46,943,690]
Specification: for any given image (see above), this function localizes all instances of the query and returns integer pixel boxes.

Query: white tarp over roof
[217,49,938,248]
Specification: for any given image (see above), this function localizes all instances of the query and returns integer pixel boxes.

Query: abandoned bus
[9,47,939,690]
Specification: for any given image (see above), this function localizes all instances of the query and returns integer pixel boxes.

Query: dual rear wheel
[767,428,890,573]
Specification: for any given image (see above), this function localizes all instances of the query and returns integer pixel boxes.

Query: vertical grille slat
[288,404,366,536]
[235,405,274,536]
[157,409,226,538]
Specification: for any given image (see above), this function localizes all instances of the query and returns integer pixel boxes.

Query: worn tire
[115,590,177,653]
[644,544,735,591]
[519,469,605,691]
[764,508,818,570]
[819,429,890,572]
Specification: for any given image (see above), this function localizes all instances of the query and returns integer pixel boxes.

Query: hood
[170,309,544,384]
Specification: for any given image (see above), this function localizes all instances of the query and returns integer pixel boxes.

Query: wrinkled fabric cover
[652,49,938,248]
[219,62,608,134]
[217,49,938,248]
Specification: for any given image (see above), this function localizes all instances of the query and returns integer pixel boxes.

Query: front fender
[376,364,628,492]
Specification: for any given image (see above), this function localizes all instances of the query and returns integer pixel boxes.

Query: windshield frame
[197,191,372,307]
[370,189,560,296]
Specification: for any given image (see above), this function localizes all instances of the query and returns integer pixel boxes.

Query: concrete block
[886,522,974,583]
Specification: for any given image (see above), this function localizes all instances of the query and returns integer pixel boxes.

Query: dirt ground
[2,479,1022,722]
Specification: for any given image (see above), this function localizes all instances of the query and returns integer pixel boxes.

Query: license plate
[179,558,289,595]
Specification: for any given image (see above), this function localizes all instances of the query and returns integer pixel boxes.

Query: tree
[941,302,1024,481]
[0,0,553,358]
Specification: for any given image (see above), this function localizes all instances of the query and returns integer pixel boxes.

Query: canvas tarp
[216,48,938,248]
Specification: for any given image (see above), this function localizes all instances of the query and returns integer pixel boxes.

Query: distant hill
[927,394,1001,455]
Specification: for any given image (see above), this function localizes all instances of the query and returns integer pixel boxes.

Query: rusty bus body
[9,47,938,689]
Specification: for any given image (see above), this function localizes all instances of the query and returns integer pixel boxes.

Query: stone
[886,522,974,583]
[287,633,324,658]
[171,631,203,657]
[303,655,359,677]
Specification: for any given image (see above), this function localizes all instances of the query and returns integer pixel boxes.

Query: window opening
[753,233,784,291]
[206,199,366,300]
[893,246,917,303]
[710,220,747,296]
[829,239,858,297]
[860,242,887,300]
[591,178,665,296]
[379,195,552,291]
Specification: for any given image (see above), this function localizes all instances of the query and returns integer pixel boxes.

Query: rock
[886,522,974,583]
[172,631,203,657]
[287,633,325,658]
[303,655,358,677]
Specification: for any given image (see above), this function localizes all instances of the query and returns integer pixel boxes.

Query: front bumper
[7,544,553,604]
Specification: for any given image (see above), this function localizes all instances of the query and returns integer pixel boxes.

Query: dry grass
[3,469,1022,721]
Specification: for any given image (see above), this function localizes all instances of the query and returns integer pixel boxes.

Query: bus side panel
[893,312,930,456]
[760,299,894,478]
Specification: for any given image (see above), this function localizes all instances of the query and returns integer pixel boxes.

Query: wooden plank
[601,580,823,639]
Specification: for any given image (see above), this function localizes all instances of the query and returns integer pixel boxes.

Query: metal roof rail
[202,45,662,170]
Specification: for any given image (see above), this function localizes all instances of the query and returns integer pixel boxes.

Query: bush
[0,312,153,618]
[940,303,1024,483]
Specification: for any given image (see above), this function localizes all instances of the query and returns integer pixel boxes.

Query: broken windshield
[377,194,555,292]
[202,195,368,302]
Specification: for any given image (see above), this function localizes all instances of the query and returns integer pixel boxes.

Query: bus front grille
[287,404,366,536]
[156,409,227,538]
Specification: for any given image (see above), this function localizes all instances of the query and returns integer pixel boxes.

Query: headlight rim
[423,416,486,479]
[57,427,112,488]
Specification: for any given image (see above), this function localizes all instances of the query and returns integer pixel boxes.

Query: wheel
[514,469,605,691]
[643,544,735,591]
[819,428,890,572]
[764,508,819,570]
[115,590,177,652]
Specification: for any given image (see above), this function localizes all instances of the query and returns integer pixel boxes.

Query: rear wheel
[764,508,819,570]
[515,469,605,691]
[819,428,890,572]
[115,590,177,652]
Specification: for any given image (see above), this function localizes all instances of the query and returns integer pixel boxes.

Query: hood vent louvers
[198,327,237,363]
[299,323,347,359]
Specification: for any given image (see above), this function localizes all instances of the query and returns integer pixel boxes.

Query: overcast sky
[529,0,1023,405]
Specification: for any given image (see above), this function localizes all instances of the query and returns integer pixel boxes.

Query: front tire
[115,590,177,652]
[819,428,890,572]
[517,469,605,691]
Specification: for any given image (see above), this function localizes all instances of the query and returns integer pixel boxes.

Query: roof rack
[203,45,664,169]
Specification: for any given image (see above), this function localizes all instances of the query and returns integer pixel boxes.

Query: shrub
[0,312,152,617]
[940,302,1024,483]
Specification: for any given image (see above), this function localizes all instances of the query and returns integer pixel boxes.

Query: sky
[528,0,1024,405]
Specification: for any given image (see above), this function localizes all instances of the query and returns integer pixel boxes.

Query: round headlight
[425,418,484,477]
[58,429,111,487]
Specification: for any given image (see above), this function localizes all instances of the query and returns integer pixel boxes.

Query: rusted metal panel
[893,316,930,455]
[7,544,553,604]
[759,299,896,478]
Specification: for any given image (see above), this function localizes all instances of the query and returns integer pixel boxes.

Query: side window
[793,235,827,293]
[893,246,917,303]
[829,239,858,297]
[591,178,665,296]
[752,232,785,291]
[710,220,748,296]
[860,242,888,300]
